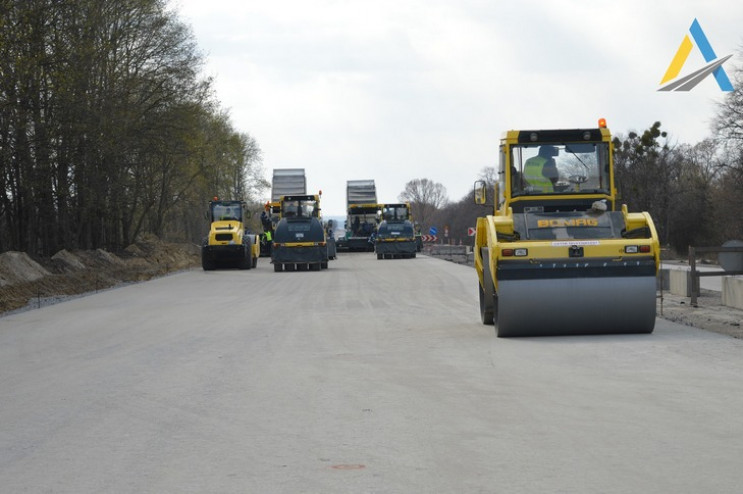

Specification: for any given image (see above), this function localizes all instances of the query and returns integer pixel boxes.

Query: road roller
[201,199,258,270]
[375,203,417,259]
[271,193,329,272]
[474,119,660,337]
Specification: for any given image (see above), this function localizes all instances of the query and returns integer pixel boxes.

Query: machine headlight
[502,248,528,257]
[624,245,650,254]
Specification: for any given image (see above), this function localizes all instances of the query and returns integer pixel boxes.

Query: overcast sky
[169,0,742,217]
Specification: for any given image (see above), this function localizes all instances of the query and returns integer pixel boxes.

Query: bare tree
[0,0,265,254]
[712,52,743,241]
[478,166,497,186]
[398,178,448,231]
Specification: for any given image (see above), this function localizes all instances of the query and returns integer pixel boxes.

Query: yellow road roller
[474,120,660,337]
[201,199,258,270]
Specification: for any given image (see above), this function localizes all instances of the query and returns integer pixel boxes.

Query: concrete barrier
[722,277,743,310]
[661,264,743,310]
[427,245,470,265]
[657,268,670,292]
[667,269,696,297]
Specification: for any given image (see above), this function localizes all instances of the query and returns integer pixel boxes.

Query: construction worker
[261,204,272,232]
[523,146,559,192]
[221,207,237,220]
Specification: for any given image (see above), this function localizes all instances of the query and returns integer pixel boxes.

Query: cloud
[170,0,743,216]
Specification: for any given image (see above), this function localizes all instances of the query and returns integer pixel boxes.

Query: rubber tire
[273,263,283,272]
[238,249,251,270]
[479,247,495,325]
[321,261,328,269]
[202,253,215,271]
[252,256,258,269]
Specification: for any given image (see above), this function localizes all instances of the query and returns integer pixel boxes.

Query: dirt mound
[0,236,200,314]
[0,252,51,286]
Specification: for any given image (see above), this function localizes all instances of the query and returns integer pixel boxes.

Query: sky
[168,0,742,217]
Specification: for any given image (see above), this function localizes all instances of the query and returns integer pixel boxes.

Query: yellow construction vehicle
[474,119,660,337]
[338,179,380,252]
[201,199,259,270]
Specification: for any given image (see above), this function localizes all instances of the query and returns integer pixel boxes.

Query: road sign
[429,227,438,236]
[468,227,476,236]
[421,235,438,243]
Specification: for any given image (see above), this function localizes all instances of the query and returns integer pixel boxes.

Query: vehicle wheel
[479,283,495,325]
[377,253,382,260]
[310,263,321,271]
[286,263,296,271]
[273,263,283,272]
[321,261,328,269]
[252,256,258,268]
[239,252,251,270]
[202,253,215,271]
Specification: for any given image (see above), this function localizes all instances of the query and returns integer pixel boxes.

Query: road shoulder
[658,289,743,339]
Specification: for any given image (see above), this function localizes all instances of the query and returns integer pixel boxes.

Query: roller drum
[496,276,656,337]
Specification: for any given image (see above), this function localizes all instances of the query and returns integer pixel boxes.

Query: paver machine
[375,203,417,259]
[201,199,259,270]
[271,193,329,272]
[474,119,660,337]
[340,179,381,252]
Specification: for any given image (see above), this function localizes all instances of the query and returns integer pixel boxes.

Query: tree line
[2,1,741,259]
[401,60,743,255]
[0,0,266,256]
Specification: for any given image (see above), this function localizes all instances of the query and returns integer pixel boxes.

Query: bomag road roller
[271,193,329,272]
[202,199,258,270]
[474,119,660,337]
[375,203,417,259]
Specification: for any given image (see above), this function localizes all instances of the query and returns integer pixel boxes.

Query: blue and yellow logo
[659,18,733,92]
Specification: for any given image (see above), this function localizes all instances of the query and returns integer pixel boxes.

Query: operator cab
[509,142,611,197]
[281,196,319,219]
[210,201,245,222]
[381,204,410,222]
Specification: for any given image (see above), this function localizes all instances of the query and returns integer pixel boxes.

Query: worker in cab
[221,207,237,221]
[524,146,559,192]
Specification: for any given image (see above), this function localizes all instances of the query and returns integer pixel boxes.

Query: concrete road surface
[2,253,743,493]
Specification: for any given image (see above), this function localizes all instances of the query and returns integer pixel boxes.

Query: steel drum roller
[496,276,656,337]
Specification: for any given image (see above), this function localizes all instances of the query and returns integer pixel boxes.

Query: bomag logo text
[537,219,599,228]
